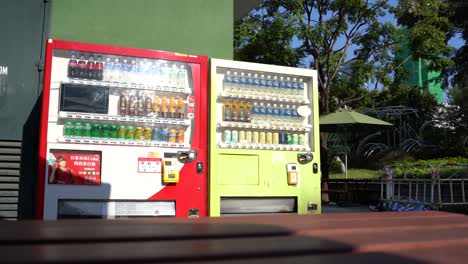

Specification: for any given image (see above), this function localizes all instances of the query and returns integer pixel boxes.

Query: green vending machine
[209,59,321,216]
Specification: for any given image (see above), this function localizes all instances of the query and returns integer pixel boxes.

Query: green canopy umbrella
[319,109,393,178]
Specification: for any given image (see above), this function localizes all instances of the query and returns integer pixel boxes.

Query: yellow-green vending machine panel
[209,59,321,216]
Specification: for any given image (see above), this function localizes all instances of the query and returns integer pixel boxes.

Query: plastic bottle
[252,102,260,124]
[77,55,87,79]
[94,56,104,81]
[177,65,186,89]
[298,78,305,99]
[285,77,293,97]
[121,59,130,83]
[238,101,246,122]
[272,76,280,94]
[169,97,177,118]
[150,62,159,87]
[160,63,169,87]
[152,96,161,117]
[244,101,252,123]
[103,57,113,82]
[266,103,273,123]
[161,96,169,118]
[239,72,247,94]
[291,106,301,126]
[86,55,95,79]
[259,74,267,95]
[67,52,78,78]
[176,97,186,118]
[284,105,292,124]
[223,101,231,122]
[259,102,266,124]
[272,104,280,125]
[279,76,286,95]
[231,72,240,94]
[112,58,122,83]
[129,60,137,84]
[231,100,239,122]
[170,64,178,88]
[223,71,232,92]
[246,73,254,94]
[279,104,286,125]
[292,78,299,98]
[266,75,273,94]
[252,73,260,95]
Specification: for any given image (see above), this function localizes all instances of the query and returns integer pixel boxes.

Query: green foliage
[390,157,468,179]
[330,169,381,180]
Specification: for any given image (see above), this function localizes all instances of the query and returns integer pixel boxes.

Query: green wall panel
[50,0,233,59]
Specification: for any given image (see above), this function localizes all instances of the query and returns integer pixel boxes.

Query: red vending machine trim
[36,39,208,219]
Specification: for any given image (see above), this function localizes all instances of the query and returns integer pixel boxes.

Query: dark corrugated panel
[0,141,21,220]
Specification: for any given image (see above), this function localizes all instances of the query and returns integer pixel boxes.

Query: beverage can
[101,124,110,138]
[74,122,83,137]
[231,130,239,143]
[118,126,127,139]
[252,131,259,144]
[273,132,279,145]
[110,125,118,139]
[246,130,252,143]
[239,130,246,142]
[292,133,298,145]
[176,129,185,143]
[152,128,161,141]
[266,132,273,144]
[287,132,293,145]
[126,126,135,140]
[64,122,74,137]
[144,127,152,141]
[135,127,144,140]
[280,132,288,144]
[223,130,231,143]
[259,131,266,144]
[160,128,168,142]
[168,129,177,142]
[83,123,93,137]
[91,124,101,138]
[298,134,305,145]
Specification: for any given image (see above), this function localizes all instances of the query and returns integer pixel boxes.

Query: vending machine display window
[60,84,109,114]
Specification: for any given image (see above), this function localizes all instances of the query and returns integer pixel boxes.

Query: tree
[235,0,399,180]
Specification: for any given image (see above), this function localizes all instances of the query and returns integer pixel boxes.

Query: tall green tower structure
[399,28,444,103]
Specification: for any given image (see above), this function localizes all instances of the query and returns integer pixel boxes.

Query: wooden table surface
[0,211,467,263]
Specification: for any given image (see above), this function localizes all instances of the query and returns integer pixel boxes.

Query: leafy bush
[386,157,468,179]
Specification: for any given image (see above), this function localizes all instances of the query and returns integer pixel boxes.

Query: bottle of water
[161,63,170,87]
[239,72,247,94]
[252,73,260,95]
[279,76,286,95]
[292,78,299,99]
[252,102,260,124]
[272,76,280,95]
[223,71,232,92]
[291,106,302,126]
[177,65,186,89]
[298,78,305,99]
[285,77,293,98]
[266,103,273,123]
[232,72,240,94]
[246,73,254,95]
[169,64,179,88]
[285,105,293,124]
[259,102,266,124]
[279,104,286,125]
[121,59,130,84]
[272,103,280,125]
[103,57,113,82]
[266,75,273,94]
[150,62,159,87]
[259,74,267,95]
[112,58,122,83]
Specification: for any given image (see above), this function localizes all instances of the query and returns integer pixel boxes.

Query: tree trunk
[319,89,330,202]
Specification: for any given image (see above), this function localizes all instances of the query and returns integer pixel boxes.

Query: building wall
[50,0,234,59]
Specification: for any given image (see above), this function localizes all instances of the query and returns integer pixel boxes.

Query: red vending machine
[36,39,208,219]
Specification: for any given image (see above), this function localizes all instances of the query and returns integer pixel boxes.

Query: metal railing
[434,163,468,209]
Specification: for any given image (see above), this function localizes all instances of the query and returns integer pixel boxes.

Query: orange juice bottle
[223,101,231,121]
[169,97,177,118]
[161,96,169,118]
[152,96,161,117]
[176,97,186,118]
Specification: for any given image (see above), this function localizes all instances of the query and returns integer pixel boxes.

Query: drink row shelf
[58,137,190,149]
[62,79,191,94]
[219,91,309,104]
[59,112,191,126]
[218,143,310,151]
[217,121,311,132]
